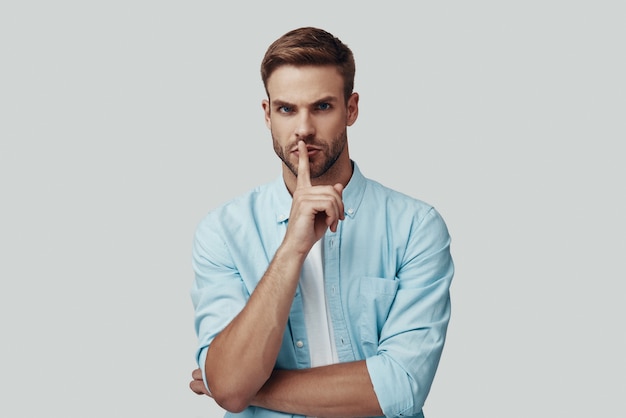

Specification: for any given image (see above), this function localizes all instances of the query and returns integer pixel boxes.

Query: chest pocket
[358,276,399,355]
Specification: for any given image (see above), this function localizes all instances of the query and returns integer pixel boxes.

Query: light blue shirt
[191,162,454,418]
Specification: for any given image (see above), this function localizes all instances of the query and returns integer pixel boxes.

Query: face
[262,65,359,184]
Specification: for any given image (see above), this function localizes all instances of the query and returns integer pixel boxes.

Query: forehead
[266,65,344,103]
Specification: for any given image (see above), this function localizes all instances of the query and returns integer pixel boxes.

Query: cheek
[324,119,347,139]
[270,119,293,140]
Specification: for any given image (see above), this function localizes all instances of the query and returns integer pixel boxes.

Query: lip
[292,145,321,157]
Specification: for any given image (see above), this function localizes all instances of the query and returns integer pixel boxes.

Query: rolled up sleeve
[190,214,249,386]
[366,207,454,418]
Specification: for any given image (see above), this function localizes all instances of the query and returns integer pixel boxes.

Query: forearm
[252,361,383,418]
[206,244,306,412]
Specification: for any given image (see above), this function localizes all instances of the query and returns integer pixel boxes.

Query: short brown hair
[260,27,356,101]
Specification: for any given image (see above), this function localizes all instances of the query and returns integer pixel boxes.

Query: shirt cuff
[197,346,212,395]
[366,355,420,418]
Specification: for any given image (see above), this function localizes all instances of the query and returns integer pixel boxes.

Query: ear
[262,99,271,129]
[346,92,359,127]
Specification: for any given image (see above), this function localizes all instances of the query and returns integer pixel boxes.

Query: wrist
[275,239,310,263]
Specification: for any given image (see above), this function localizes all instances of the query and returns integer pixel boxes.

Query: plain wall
[1,1,624,417]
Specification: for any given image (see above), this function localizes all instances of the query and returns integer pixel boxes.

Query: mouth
[292,144,321,158]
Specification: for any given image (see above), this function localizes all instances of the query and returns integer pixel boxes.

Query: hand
[189,368,212,397]
[285,140,344,254]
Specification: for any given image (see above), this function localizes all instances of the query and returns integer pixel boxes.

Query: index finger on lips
[296,140,311,189]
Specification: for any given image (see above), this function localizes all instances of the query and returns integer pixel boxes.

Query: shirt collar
[273,160,367,224]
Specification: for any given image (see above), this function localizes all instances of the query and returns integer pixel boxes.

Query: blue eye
[317,102,330,110]
[279,105,293,113]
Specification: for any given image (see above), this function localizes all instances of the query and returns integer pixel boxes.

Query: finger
[192,368,202,380]
[296,140,311,188]
[333,183,345,220]
[189,379,209,396]
[313,191,344,233]
[328,184,345,232]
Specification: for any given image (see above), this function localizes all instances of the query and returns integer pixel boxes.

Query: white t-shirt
[300,239,338,367]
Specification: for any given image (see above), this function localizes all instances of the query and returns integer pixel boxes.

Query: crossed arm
[190,360,381,417]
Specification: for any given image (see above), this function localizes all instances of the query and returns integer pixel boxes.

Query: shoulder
[355,171,450,241]
[194,176,289,240]
[364,176,438,218]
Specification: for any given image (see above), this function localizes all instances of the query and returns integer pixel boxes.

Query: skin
[190,65,383,417]
[264,64,356,193]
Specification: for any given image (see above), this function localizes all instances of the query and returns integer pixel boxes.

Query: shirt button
[296,340,304,348]
[347,208,354,215]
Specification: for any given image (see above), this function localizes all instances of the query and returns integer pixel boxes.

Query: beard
[273,130,348,179]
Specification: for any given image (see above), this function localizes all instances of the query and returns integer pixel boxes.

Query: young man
[189,27,454,418]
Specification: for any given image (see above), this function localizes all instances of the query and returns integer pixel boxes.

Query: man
[189,27,454,418]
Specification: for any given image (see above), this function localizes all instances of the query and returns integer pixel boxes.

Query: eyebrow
[272,96,339,108]
[272,99,293,108]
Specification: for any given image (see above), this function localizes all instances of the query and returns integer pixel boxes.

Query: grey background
[1,1,624,417]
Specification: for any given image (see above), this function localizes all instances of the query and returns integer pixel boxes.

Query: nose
[294,111,315,139]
